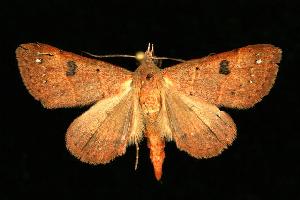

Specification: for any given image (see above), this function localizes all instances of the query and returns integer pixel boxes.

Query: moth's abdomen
[146,124,165,180]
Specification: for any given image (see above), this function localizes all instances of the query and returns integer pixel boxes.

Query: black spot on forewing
[219,60,230,75]
[66,61,77,76]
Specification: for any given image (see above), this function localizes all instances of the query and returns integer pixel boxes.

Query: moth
[16,43,281,180]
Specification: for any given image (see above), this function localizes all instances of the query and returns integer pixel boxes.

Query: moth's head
[134,43,161,80]
[135,43,158,66]
[145,43,154,58]
[135,43,185,68]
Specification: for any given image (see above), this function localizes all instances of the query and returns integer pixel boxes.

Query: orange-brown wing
[158,89,236,158]
[16,43,133,108]
[162,44,281,108]
[66,85,144,164]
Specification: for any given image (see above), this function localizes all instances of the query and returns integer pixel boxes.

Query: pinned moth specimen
[16,43,281,180]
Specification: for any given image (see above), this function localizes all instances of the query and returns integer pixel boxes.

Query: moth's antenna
[152,56,186,62]
[83,51,136,59]
[145,43,185,62]
[83,50,186,63]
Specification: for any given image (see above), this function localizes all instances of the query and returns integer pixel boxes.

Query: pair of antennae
[83,43,185,62]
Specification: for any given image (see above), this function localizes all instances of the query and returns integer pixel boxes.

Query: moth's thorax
[135,54,162,122]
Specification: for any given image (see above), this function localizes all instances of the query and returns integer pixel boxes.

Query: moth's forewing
[16,43,133,108]
[162,44,281,108]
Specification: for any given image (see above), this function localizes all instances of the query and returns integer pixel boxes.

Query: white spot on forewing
[256,59,262,64]
[35,58,42,63]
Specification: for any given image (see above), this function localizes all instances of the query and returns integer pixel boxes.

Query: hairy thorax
[137,58,162,123]
[139,71,162,123]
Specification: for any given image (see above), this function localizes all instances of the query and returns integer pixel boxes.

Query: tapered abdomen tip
[153,161,163,180]
[149,142,165,181]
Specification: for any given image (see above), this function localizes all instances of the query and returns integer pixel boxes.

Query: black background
[1,0,299,199]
